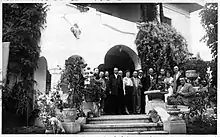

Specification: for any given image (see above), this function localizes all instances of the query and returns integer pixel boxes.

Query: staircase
[79,115,168,134]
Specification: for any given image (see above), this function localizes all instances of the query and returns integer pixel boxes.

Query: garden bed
[186,122,217,134]
[3,126,45,134]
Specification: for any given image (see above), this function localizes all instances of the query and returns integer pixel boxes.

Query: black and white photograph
[1,1,218,135]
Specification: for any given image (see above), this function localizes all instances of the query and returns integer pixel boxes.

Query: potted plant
[81,66,105,117]
[59,56,86,122]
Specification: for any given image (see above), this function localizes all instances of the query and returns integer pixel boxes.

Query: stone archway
[104,45,141,75]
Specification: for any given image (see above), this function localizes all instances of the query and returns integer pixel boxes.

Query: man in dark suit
[138,70,148,114]
[145,69,152,91]
[108,67,124,115]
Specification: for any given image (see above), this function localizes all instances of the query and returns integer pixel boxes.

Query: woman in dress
[123,70,133,114]
[96,71,106,114]
[164,71,174,103]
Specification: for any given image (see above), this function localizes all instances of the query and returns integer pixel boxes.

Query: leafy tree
[2,3,48,123]
[200,3,218,59]
[3,3,48,78]
[135,22,190,77]
[200,3,218,87]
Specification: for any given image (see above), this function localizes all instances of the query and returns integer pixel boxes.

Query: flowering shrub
[83,78,105,103]
[34,90,64,129]
[187,87,217,134]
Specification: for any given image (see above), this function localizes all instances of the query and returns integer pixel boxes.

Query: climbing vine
[135,21,190,75]
[2,4,49,120]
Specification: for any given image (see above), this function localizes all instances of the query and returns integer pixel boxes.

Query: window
[163,16,172,26]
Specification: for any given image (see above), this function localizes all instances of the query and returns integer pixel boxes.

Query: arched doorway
[104,45,140,75]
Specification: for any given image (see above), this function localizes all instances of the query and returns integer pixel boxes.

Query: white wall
[39,3,194,86]
[39,4,141,86]
[40,4,140,71]
[34,56,47,93]
[163,4,192,52]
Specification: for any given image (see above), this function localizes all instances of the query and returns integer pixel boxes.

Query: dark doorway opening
[104,46,135,76]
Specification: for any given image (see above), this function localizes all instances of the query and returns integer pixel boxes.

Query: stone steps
[88,119,149,124]
[87,114,150,124]
[78,130,168,134]
[82,123,163,132]
[81,114,165,133]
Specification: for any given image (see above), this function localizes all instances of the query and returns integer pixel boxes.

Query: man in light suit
[131,71,143,114]
[173,66,182,93]
[167,76,195,106]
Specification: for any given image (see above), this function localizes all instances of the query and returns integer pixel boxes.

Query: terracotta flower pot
[62,108,77,122]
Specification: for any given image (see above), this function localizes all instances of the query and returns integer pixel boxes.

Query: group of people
[93,67,147,115]
[91,65,202,115]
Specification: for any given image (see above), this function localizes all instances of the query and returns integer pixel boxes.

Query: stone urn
[166,105,182,121]
[185,70,198,78]
[186,70,198,86]
[62,108,77,122]
[164,106,187,133]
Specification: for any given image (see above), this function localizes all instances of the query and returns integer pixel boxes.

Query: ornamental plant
[83,77,105,103]
[34,90,64,130]
[135,21,190,72]
[200,3,217,88]
[3,3,48,125]
[135,21,190,90]
[187,86,217,134]
[59,56,87,109]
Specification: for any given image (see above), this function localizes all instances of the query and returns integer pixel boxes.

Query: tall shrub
[200,3,218,87]
[2,3,48,121]
[135,22,190,75]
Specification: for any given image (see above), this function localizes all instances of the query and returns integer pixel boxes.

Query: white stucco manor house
[34,3,203,93]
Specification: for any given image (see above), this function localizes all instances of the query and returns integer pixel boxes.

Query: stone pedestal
[75,117,87,125]
[163,107,186,134]
[146,100,166,114]
[62,122,81,133]
[82,101,99,117]
[163,120,186,133]
[145,90,167,114]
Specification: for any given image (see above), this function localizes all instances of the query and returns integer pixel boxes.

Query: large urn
[185,70,198,79]
[62,108,77,122]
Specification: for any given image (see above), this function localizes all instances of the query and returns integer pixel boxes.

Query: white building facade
[35,3,202,93]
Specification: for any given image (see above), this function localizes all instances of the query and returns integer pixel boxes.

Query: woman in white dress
[164,71,174,103]
[123,70,133,114]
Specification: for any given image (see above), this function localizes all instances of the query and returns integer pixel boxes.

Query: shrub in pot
[59,56,86,122]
